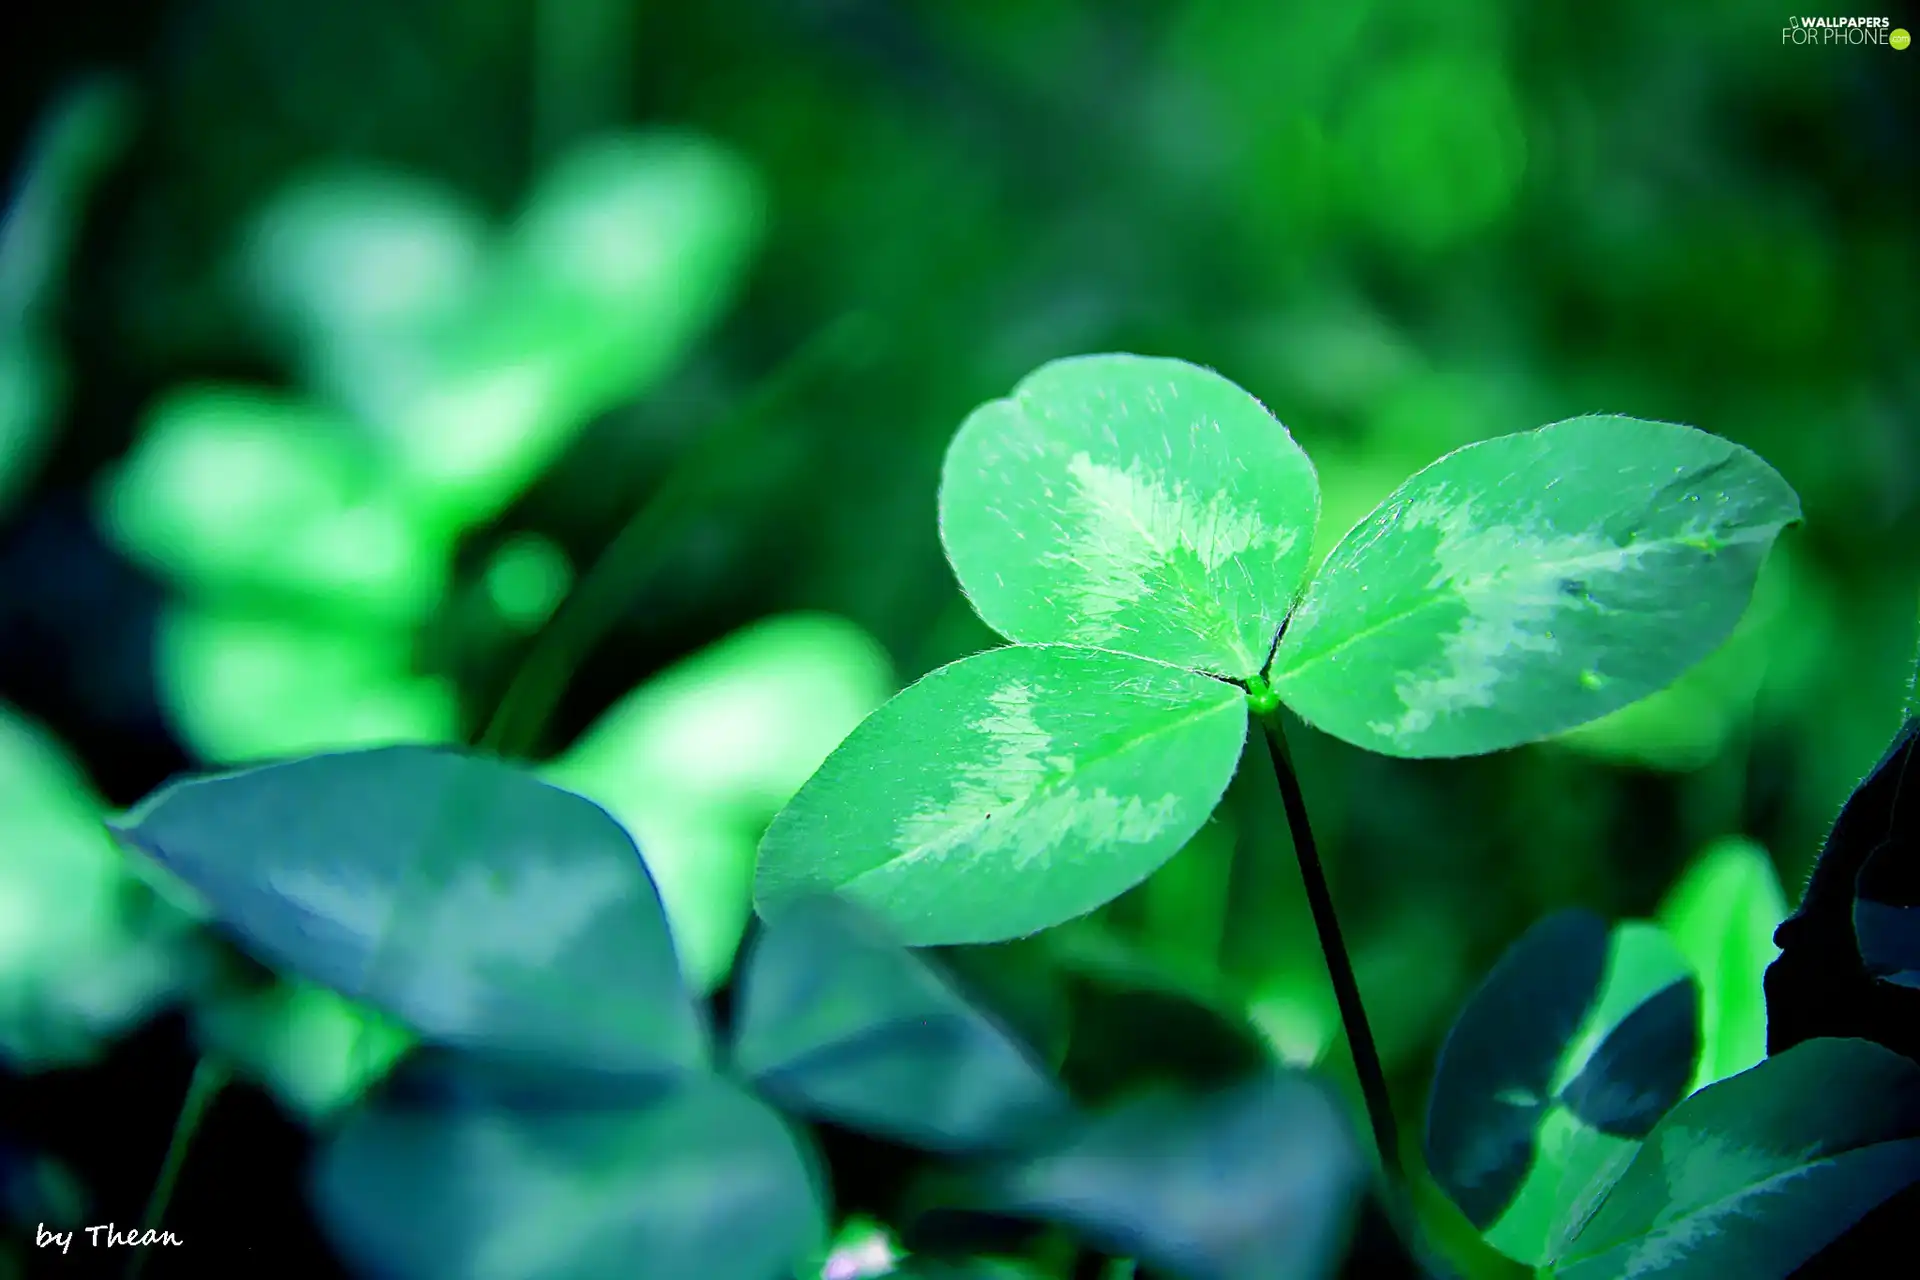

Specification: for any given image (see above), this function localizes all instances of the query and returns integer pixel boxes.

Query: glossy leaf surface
[757,644,1247,946]
[1271,416,1800,757]
[940,354,1319,678]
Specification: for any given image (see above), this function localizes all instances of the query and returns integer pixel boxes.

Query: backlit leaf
[756,644,1247,946]
[1270,416,1800,757]
[1656,837,1787,1089]
[939,354,1319,678]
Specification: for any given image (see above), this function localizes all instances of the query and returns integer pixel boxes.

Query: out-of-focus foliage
[546,611,894,991]
[0,704,202,1069]
[95,126,764,767]
[194,981,414,1121]
[0,79,132,515]
[1656,835,1788,1090]
[153,604,462,764]
[314,1066,828,1280]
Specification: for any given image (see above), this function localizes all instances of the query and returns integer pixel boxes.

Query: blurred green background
[2,0,1916,1274]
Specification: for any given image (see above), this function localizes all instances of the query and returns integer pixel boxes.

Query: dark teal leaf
[931,940,1073,1072]
[111,745,705,1076]
[1557,980,1698,1137]
[730,896,1071,1154]
[974,1072,1364,1280]
[1853,724,1920,988]
[1767,716,1920,1061]
[1554,1038,1920,1280]
[1425,913,1699,1266]
[1855,895,1920,989]
[315,1067,825,1280]
[1425,910,1609,1229]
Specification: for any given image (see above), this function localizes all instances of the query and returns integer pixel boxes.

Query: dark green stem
[129,1056,229,1280]
[1252,700,1404,1185]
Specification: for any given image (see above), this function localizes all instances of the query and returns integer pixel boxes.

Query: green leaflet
[315,1067,824,1280]
[0,77,131,515]
[0,704,198,1069]
[1655,837,1787,1089]
[1554,1038,1920,1279]
[1424,911,1700,1267]
[1270,415,1801,758]
[1552,541,1800,773]
[754,644,1248,946]
[939,354,1319,679]
[111,746,706,1078]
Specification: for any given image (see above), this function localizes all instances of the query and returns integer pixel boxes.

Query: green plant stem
[129,1056,229,1280]
[477,311,876,758]
[1253,707,1404,1186]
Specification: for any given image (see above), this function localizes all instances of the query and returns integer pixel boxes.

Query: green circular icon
[1894,28,1912,50]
